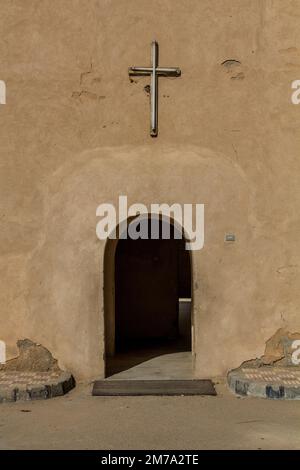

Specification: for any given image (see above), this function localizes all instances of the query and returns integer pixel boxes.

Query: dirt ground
[0,380,299,450]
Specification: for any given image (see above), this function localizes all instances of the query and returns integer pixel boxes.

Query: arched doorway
[104,215,192,377]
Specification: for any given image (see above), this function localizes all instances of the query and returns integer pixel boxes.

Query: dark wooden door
[115,236,183,350]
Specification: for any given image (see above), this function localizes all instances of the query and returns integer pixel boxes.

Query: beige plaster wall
[1,1,300,379]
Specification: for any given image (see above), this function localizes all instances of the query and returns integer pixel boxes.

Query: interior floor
[106,351,195,381]
[106,299,192,378]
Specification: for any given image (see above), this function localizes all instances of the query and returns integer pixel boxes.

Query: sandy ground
[0,380,299,450]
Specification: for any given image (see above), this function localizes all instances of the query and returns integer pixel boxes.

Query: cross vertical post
[129,41,181,137]
[151,41,158,136]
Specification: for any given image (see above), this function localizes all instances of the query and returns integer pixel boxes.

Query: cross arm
[128,67,181,77]
[128,67,152,76]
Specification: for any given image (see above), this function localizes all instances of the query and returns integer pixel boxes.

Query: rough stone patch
[228,329,300,399]
[0,339,60,372]
[261,328,300,366]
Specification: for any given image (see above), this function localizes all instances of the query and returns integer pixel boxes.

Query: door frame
[103,213,194,376]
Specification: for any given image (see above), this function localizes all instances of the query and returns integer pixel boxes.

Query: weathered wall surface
[1,1,300,379]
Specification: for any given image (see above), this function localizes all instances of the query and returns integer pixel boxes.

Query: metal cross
[129,41,181,137]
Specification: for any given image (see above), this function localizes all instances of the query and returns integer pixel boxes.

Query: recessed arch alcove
[15,144,252,381]
[103,213,194,377]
